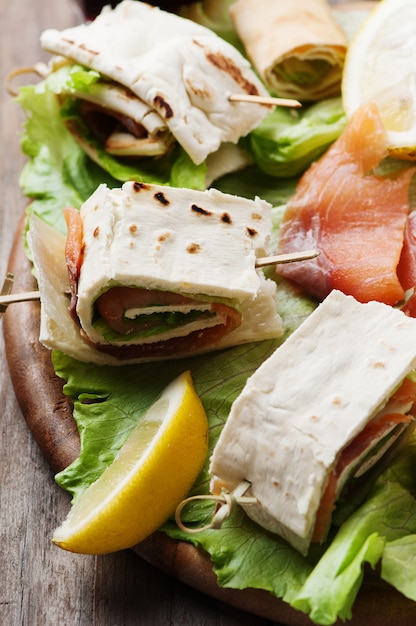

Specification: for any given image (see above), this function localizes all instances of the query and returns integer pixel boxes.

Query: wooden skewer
[229,93,301,108]
[0,250,319,307]
[0,290,41,306]
[6,63,50,96]
[256,249,319,268]
[0,273,15,317]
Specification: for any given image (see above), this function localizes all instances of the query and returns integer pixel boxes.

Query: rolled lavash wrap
[209,289,416,555]
[28,181,283,366]
[39,0,273,166]
[229,0,348,101]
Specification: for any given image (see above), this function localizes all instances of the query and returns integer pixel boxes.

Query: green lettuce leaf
[53,338,288,501]
[291,480,416,624]
[166,505,319,602]
[382,535,416,601]
[214,164,298,206]
[242,97,347,178]
[288,434,416,624]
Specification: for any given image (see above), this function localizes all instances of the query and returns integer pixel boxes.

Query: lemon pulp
[342,0,416,157]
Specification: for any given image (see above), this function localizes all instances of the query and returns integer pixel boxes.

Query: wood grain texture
[4,216,80,474]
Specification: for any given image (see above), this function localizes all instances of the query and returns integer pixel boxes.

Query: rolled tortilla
[28,183,283,365]
[229,0,348,101]
[210,289,416,554]
[56,66,173,157]
[40,0,272,165]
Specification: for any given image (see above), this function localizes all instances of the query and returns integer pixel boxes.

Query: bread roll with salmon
[28,181,283,365]
[39,0,272,165]
[210,289,416,554]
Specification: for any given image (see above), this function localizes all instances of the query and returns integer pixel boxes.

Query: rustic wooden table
[0,1,283,624]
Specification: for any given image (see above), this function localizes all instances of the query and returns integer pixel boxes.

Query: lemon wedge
[342,0,416,159]
[52,370,208,554]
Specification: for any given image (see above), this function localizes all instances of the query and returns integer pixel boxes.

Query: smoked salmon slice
[312,377,416,544]
[397,211,416,316]
[277,102,416,307]
[63,206,84,312]
[63,207,83,287]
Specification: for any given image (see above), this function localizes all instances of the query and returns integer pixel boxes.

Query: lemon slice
[342,0,416,159]
[52,370,208,554]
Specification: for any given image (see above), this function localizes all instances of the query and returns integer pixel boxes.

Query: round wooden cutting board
[4,214,416,626]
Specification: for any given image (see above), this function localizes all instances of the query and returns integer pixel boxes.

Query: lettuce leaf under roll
[242,97,347,178]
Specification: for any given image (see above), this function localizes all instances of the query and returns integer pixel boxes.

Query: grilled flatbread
[210,289,416,554]
[28,182,283,365]
[40,1,273,164]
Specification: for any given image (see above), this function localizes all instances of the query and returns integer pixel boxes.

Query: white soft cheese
[209,289,416,554]
[40,0,272,165]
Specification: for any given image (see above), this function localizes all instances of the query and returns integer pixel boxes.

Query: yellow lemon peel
[342,0,416,159]
[52,370,208,554]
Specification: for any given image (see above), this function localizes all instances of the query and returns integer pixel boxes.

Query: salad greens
[14,12,416,625]
[242,97,347,178]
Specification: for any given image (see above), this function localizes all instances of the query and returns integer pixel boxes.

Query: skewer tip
[229,93,301,108]
[256,249,320,268]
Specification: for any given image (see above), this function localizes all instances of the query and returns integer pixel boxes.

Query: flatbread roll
[210,289,416,554]
[40,0,272,165]
[229,0,348,101]
[28,182,283,365]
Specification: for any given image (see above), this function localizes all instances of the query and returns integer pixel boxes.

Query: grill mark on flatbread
[62,37,76,46]
[187,243,201,254]
[246,226,259,237]
[185,78,212,101]
[154,191,169,206]
[193,39,260,96]
[157,232,171,244]
[191,204,212,217]
[133,181,151,192]
[79,42,99,56]
[221,213,232,225]
[153,95,173,119]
